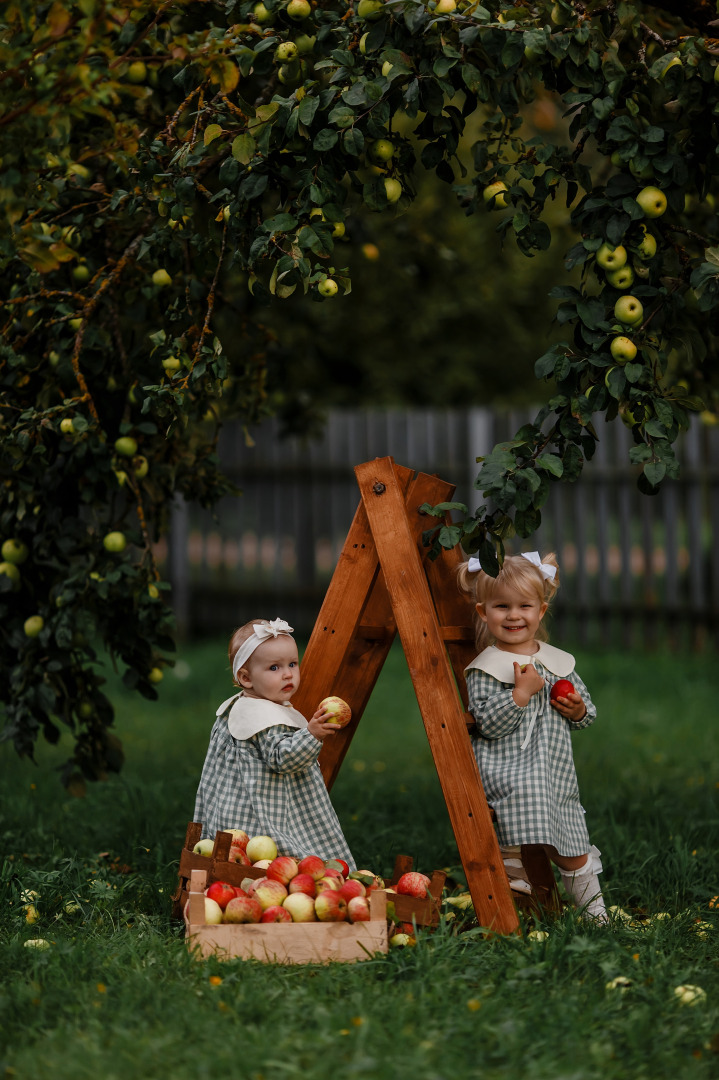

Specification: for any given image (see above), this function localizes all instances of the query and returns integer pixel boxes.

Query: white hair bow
[232,618,294,679]
[466,551,556,582]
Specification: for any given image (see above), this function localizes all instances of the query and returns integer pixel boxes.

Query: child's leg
[548,846,607,922]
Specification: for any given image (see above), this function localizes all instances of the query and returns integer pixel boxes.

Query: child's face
[476,584,547,654]
[237,637,300,704]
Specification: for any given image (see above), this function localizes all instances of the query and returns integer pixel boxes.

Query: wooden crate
[384,854,446,929]
[172,824,268,920]
[184,869,389,963]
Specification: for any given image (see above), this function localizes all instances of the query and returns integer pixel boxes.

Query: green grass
[2,641,719,1079]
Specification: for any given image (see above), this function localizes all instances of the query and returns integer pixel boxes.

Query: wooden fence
[161,408,719,650]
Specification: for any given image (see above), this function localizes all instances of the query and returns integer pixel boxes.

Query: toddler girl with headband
[458,552,607,922]
[193,618,355,868]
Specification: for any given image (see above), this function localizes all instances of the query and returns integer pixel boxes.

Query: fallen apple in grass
[223,895,262,923]
[395,872,431,898]
[550,679,575,702]
[318,696,352,727]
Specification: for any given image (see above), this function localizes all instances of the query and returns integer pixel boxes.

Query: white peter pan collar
[465,642,575,683]
[216,692,308,741]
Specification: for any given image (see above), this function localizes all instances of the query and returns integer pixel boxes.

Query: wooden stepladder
[292,457,521,934]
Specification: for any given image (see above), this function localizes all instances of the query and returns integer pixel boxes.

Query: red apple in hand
[550,679,575,702]
[318,696,352,727]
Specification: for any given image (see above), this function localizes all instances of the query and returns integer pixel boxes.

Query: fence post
[169,494,191,639]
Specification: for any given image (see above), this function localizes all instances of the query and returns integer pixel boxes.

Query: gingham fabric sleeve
[563,669,596,730]
[467,669,542,741]
[254,726,322,774]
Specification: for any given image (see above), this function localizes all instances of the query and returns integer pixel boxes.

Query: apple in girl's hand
[267,856,299,885]
[288,873,317,897]
[283,892,317,922]
[254,879,288,910]
[395,872,431,898]
[246,835,278,862]
[550,679,575,702]
[347,895,371,922]
[315,890,348,922]
[338,879,366,903]
[297,855,325,880]
[326,858,350,876]
[223,895,262,923]
[260,904,293,923]
[317,696,352,727]
[205,881,237,910]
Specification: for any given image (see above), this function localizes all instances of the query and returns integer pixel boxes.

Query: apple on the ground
[223,895,262,923]
[315,890,348,922]
[246,835,278,863]
[395,872,431,898]
[282,892,317,922]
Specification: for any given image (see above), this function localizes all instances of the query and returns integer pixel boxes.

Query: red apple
[228,829,249,849]
[245,876,265,896]
[318,695,352,727]
[347,895,371,922]
[254,879,288,910]
[233,885,249,899]
[223,895,262,923]
[350,870,383,893]
[297,855,326,880]
[205,881,237,911]
[288,873,317,897]
[396,872,431,898]
[229,847,251,867]
[267,856,299,885]
[320,867,344,884]
[325,858,350,876]
[550,679,575,702]
[338,879,366,903]
[260,904,293,923]
[283,892,317,922]
[315,873,344,897]
[315,890,348,922]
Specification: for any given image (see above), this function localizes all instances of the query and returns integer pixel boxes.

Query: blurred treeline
[215,95,583,435]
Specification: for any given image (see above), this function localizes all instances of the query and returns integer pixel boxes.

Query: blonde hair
[457,552,560,652]
[228,618,271,685]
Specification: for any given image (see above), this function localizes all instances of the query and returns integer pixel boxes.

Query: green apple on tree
[605,266,635,290]
[274,41,298,63]
[24,615,44,638]
[596,243,627,270]
[0,562,21,589]
[133,455,149,479]
[636,227,657,260]
[126,60,147,83]
[60,418,75,435]
[151,268,172,287]
[432,0,457,11]
[148,667,164,683]
[162,356,181,374]
[636,186,667,218]
[1,538,28,565]
[114,436,138,457]
[103,531,127,553]
[610,336,638,363]
[317,278,339,297]
[368,139,394,163]
[482,181,508,209]
[286,0,311,18]
[614,295,644,326]
[384,177,402,204]
[72,264,90,284]
[252,2,274,23]
[357,0,384,19]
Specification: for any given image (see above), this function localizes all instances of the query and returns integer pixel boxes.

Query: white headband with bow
[467,551,557,582]
[232,618,294,679]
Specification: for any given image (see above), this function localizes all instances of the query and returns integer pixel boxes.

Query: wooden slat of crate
[185,870,388,964]
[385,855,446,927]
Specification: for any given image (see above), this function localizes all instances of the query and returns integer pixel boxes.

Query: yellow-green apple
[252,858,272,870]
[114,436,138,457]
[223,895,262,923]
[60,418,75,434]
[289,873,317,897]
[23,939,52,950]
[206,881,236,910]
[25,904,39,924]
[193,838,214,857]
[369,139,394,163]
[550,678,575,702]
[282,891,317,921]
[357,0,383,18]
[133,455,149,478]
[396,871,431,897]
[200,896,224,925]
[162,356,181,374]
[314,874,343,897]
[633,261,650,279]
[347,895,371,922]
[315,890,348,921]
[298,855,326,880]
[260,904,293,923]
[275,41,298,63]
[267,856,299,885]
[326,858,350,876]
[253,1,274,22]
[1,539,28,565]
[0,562,21,588]
[286,0,311,17]
[636,227,657,259]
[254,879,288,910]
[606,266,634,290]
[381,60,393,77]
[483,181,508,208]
[338,879,366,903]
[126,60,147,83]
[614,295,643,326]
[596,243,627,271]
[610,336,637,363]
[636,186,667,218]
[148,667,163,684]
[317,278,338,297]
[661,56,682,77]
[318,696,352,727]
[152,268,172,287]
[389,932,415,947]
[384,177,402,203]
[246,835,278,862]
[433,0,457,11]
[24,616,44,638]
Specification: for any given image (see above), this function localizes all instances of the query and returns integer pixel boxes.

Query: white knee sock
[559,845,607,922]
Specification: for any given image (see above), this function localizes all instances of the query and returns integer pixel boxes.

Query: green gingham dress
[193,693,355,868]
[465,643,596,857]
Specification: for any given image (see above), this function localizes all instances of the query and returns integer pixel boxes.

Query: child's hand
[512,662,545,707]
[307,706,342,742]
[550,688,587,723]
